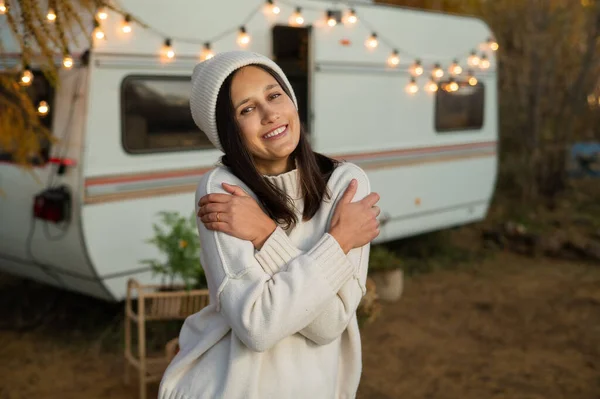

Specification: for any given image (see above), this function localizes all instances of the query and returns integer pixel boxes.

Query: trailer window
[121,76,214,153]
[435,81,484,132]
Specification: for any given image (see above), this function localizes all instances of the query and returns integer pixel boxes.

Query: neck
[256,156,295,176]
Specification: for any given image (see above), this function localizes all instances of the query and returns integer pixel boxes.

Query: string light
[425,78,438,93]
[449,59,462,76]
[62,53,73,69]
[487,37,499,51]
[432,63,444,79]
[37,101,49,116]
[237,26,251,47]
[467,70,477,86]
[445,78,459,92]
[468,51,480,67]
[266,0,280,15]
[34,2,490,92]
[406,77,419,94]
[290,7,304,26]
[345,8,357,24]
[162,38,175,59]
[201,42,215,61]
[326,10,337,27]
[0,1,6,14]
[480,54,490,70]
[121,14,132,33]
[410,60,424,77]
[46,8,57,22]
[93,19,105,40]
[20,66,33,86]
[365,33,378,49]
[96,7,108,20]
[387,50,400,67]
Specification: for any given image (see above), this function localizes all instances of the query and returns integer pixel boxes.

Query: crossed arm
[195,165,373,351]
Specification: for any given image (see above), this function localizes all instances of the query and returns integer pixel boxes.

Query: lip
[262,124,288,140]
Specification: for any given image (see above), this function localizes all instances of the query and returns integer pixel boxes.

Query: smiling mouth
[262,125,288,139]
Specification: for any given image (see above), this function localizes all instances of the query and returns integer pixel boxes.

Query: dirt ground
[1,250,598,399]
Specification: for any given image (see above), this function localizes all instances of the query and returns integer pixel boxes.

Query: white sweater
[159,161,371,399]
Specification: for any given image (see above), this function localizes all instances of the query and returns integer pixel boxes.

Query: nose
[261,103,280,125]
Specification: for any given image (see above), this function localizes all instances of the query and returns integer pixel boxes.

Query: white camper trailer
[0,0,498,301]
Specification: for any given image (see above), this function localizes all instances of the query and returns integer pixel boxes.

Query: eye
[268,92,282,101]
[240,106,254,115]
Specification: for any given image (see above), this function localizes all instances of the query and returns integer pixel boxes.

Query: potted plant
[140,210,207,316]
[141,210,206,290]
[368,245,404,302]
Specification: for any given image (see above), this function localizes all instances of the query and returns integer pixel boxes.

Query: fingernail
[351,179,357,186]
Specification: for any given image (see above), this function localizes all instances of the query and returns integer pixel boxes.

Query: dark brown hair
[215,64,340,229]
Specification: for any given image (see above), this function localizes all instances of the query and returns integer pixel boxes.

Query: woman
[159,51,381,399]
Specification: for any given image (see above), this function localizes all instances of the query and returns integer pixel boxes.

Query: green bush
[140,211,206,290]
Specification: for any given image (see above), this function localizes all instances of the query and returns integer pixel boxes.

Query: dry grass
[0,250,598,399]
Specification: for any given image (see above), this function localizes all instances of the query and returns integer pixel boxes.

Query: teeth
[263,126,286,139]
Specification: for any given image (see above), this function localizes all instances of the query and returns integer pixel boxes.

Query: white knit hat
[189,51,298,153]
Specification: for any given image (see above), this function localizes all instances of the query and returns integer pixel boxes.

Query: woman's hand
[329,179,381,254]
[197,183,276,250]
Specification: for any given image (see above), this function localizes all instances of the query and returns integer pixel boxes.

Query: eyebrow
[234,83,281,109]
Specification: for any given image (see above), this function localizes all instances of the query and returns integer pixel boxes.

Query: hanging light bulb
[410,60,424,77]
[266,0,280,15]
[121,14,132,33]
[162,38,175,59]
[62,53,73,69]
[20,66,33,86]
[449,59,462,76]
[468,50,480,67]
[237,26,251,47]
[37,101,49,116]
[480,54,490,70]
[487,37,499,51]
[445,78,459,92]
[290,7,304,26]
[96,7,107,20]
[0,1,7,14]
[387,50,400,67]
[466,70,478,86]
[406,78,419,94]
[365,33,378,49]
[201,42,215,61]
[586,94,596,106]
[432,63,444,79]
[425,77,438,93]
[93,19,105,40]
[345,8,357,24]
[326,10,337,27]
[46,8,56,22]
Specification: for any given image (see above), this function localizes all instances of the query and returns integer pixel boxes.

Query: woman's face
[230,65,300,175]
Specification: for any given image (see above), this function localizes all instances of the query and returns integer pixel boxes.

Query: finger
[370,206,381,217]
[222,183,249,197]
[198,193,233,207]
[203,222,229,232]
[197,203,228,217]
[200,210,229,223]
[361,192,380,208]
[339,179,358,204]
[199,211,228,224]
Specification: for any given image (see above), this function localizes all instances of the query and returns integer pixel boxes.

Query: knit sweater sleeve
[194,168,356,353]
[254,163,371,345]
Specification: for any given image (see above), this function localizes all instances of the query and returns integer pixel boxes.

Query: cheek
[237,117,260,144]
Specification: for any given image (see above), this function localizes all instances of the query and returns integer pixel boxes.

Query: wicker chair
[124,278,210,399]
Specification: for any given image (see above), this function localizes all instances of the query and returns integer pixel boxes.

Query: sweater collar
[263,168,301,200]
[262,158,301,200]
